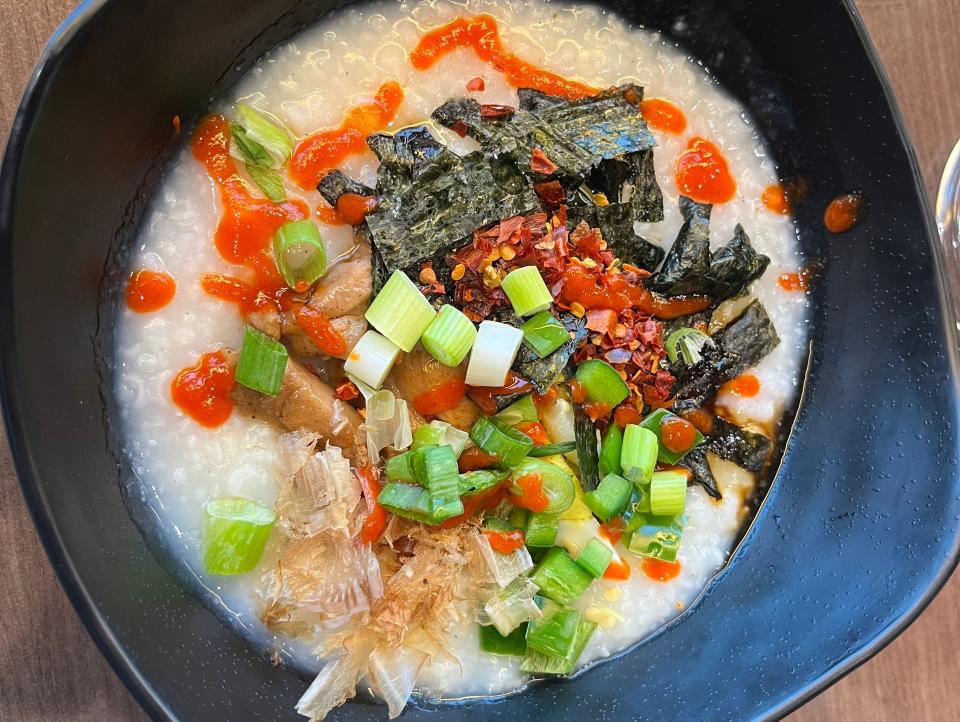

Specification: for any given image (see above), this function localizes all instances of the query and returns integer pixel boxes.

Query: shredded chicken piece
[387,345,479,429]
[306,241,372,319]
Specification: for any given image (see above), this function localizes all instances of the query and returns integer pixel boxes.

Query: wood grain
[0,1,958,720]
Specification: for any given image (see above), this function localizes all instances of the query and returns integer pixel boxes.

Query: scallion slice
[235,325,288,396]
[378,481,461,524]
[236,103,293,165]
[343,330,400,390]
[530,547,594,605]
[598,423,623,477]
[273,220,327,289]
[574,359,630,409]
[527,441,577,457]
[230,124,274,167]
[482,576,542,636]
[525,511,560,547]
[411,445,462,519]
[584,473,632,522]
[469,416,533,466]
[520,619,597,675]
[420,304,477,367]
[521,311,569,358]
[385,448,426,483]
[576,537,613,578]
[203,497,276,575]
[509,457,576,514]
[465,320,524,387]
[412,420,469,457]
[494,394,539,426]
[620,425,658,485]
[626,514,683,562]
[459,468,510,497]
[525,602,580,658]
[649,469,688,516]
[502,266,554,317]
[365,270,437,352]
[665,327,715,365]
[246,164,286,203]
[479,623,528,656]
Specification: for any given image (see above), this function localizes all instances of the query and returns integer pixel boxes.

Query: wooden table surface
[1,1,959,720]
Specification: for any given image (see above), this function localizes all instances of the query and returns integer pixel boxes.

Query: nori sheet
[512,312,589,394]
[566,203,665,272]
[365,147,539,277]
[316,170,375,208]
[705,414,771,472]
[367,124,445,196]
[670,300,780,405]
[647,198,770,302]
[587,150,664,222]
[678,447,721,500]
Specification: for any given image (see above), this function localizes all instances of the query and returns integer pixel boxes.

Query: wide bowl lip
[1,1,957,720]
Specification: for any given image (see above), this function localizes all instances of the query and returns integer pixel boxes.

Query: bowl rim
[1,1,957,720]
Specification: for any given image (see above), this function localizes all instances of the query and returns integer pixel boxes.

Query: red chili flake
[533,180,566,209]
[450,120,470,138]
[480,104,515,119]
[530,147,559,175]
[586,309,617,336]
[335,378,360,401]
[466,77,486,92]
[172,115,182,134]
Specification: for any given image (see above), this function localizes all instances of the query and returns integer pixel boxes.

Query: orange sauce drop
[483,528,526,554]
[288,81,404,190]
[410,15,597,100]
[824,191,865,233]
[720,373,761,398]
[761,184,791,215]
[659,417,698,454]
[777,271,808,292]
[640,98,687,134]
[641,557,682,582]
[126,270,176,313]
[458,446,502,473]
[170,350,235,428]
[414,378,469,416]
[296,305,347,356]
[509,474,550,512]
[675,137,736,205]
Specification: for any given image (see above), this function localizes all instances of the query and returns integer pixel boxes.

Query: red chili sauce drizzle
[641,557,682,582]
[126,270,176,312]
[289,81,404,190]
[659,416,697,454]
[170,350,235,428]
[675,137,736,205]
[640,98,686,134]
[410,15,597,100]
[720,373,761,398]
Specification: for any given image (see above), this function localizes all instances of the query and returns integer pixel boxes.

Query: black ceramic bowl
[2,0,959,719]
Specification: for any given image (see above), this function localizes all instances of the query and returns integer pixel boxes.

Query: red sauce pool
[824,191,866,233]
[170,350,235,428]
[675,137,736,205]
[640,98,686,134]
[414,378,468,416]
[509,474,550,512]
[660,416,697,453]
[410,15,597,100]
[720,373,761,398]
[126,270,176,313]
[761,184,791,215]
[289,81,404,190]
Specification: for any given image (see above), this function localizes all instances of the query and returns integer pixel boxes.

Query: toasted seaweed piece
[566,203,665,272]
[705,415,771,472]
[670,300,780,404]
[316,170,375,208]
[367,125,445,184]
[517,87,567,112]
[574,404,601,492]
[513,313,588,394]
[646,196,713,295]
[365,148,539,278]
[678,447,721,500]
[587,150,664,222]
[703,224,771,301]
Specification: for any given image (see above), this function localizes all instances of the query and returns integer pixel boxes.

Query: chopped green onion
[530,547,594,605]
[509,458,575,514]
[622,487,652,534]
[483,516,517,533]
[574,403,601,491]
[626,514,683,562]
[378,481,461,524]
[412,421,468,457]
[525,602,580,658]
[235,325,288,396]
[528,441,577,457]
[273,220,327,289]
[638,408,705,465]
[574,359,630,409]
[649,469,688,516]
[576,537,613,578]
[508,506,530,529]
[479,623,528,656]
[245,164,286,203]
[469,416,533,466]
[236,103,293,165]
[203,497,276,575]
[230,124,274,167]
[465,320,524,387]
[364,270,437,352]
[584,473,632,522]
[459,469,510,497]
[620,425,659,485]
[521,310,569,358]
[385,447,430,483]
[599,424,623,477]
[483,576,542,636]
[420,304,477,367]
[494,394,539,426]
[525,511,560,547]
[411,445,463,519]
[521,620,597,674]
[343,330,400,390]
[665,327,715,366]
[502,266,553,317]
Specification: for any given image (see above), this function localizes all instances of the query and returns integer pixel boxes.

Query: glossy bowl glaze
[2,1,958,720]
